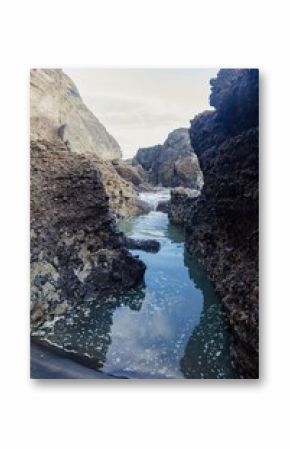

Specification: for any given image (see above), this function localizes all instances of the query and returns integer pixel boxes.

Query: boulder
[111,159,145,186]
[125,238,160,253]
[132,128,203,189]
[156,200,170,213]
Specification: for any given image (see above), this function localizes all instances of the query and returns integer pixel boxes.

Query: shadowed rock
[132,128,203,189]
[31,140,146,328]
[156,200,170,213]
[172,69,259,378]
[125,237,160,253]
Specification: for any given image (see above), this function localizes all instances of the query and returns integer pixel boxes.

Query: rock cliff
[132,128,203,189]
[30,69,146,218]
[30,69,121,160]
[176,69,259,377]
[31,140,146,328]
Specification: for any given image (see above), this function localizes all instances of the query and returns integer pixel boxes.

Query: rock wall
[132,128,203,189]
[168,187,200,225]
[31,140,146,328]
[30,69,121,160]
[95,159,148,218]
[30,69,146,218]
[181,69,259,377]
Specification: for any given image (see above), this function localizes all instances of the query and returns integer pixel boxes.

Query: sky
[65,68,219,159]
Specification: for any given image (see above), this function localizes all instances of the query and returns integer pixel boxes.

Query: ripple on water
[33,190,239,379]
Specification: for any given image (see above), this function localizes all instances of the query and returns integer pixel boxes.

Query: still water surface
[33,190,238,378]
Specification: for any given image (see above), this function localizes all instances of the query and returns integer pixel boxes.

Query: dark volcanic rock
[30,140,146,327]
[125,238,161,253]
[30,69,146,219]
[132,128,203,189]
[156,200,170,213]
[168,188,200,225]
[111,159,146,186]
[133,198,152,214]
[177,69,259,378]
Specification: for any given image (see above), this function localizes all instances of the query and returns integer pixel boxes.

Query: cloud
[65,68,218,158]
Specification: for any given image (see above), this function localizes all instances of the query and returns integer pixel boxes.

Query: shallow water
[33,190,238,378]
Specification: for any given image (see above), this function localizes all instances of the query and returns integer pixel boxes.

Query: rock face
[30,69,146,218]
[111,159,146,187]
[31,140,146,327]
[168,187,200,225]
[132,128,203,189]
[156,200,170,213]
[125,237,160,253]
[30,69,121,160]
[179,69,259,378]
[94,159,149,218]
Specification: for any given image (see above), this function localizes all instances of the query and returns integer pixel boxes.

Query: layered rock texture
[31,140,146,327]
[132,128,203,189]
[169,187,200,225]
[30,69,150,329]
[93,159,148,218]
[111,159,147,187]
[180,69,259,377]
[30,69,121,160]
[30,69,146,218]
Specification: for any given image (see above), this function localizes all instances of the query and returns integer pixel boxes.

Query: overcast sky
[65,68,219,159]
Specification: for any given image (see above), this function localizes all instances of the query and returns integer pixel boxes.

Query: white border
[0,1,289,448]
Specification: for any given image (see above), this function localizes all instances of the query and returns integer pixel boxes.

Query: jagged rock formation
[30,69,121,160]
[176,69,259,378]
[111,159,146,187]
[132,128,203,189]
[30,140,146,327]
[125,237,160,253]
[30,69,146,217]
[94,159,149,218]
[168,187,200,225]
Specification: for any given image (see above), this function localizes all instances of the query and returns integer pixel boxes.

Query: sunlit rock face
[132,128,203,189]
[184,69,259,378]
[30,140,145,328]
[30,69,121,160]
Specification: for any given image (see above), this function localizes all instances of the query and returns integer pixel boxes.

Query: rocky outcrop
[156,200,170,213]
[168,188,200,225]
[176,69,259,378]
[30,69,146,218]
[95,159,149,218]
[132,128,203,189]
[111,159,146,187]
[30,69,121,160]
[125,237,160,253]
[31,140,146,328]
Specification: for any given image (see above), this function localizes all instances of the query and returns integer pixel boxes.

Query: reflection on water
[32,191,238,378]
[180,253,237,378]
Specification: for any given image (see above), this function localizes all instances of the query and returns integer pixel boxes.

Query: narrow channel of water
[32,190,238,378]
